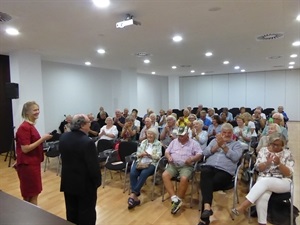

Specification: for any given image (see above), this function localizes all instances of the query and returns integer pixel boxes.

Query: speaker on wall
[5,83,19,99]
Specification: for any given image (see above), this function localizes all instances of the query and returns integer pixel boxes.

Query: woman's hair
[268,132,286,147]
[147,127,159,139]
[212,115,222,124]
[269,123,281,133]
[193,120,203,126]
[235,115,245,122]
[70,114,88,131]
[105,116,113,124]
[21,101,39,119]
[125,115,134,122]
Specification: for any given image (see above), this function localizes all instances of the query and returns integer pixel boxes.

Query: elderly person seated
[191,120,208,150]
[220,107,234,122]
[257,123,281,152]
[199,110,212,131]
[187,113,197,136]
[149,113,159,129]
[233,115,252,150]
[176,108,191,127]
[87,113,100,138]
[121,116,137,142]
[197,123,243,225]
[160,115,178,149]
[242,112,257,137]
[59,115,72,134]
[207,108,217,121]
[162,126,203,214]
[232,133,294,225]
[252,109,266,135]
[207,115,223,139]
[128,128,162,209]
[98,117,118,141]
[277,106,289,128]
[261,113,288,142]
[139,117,158,142]
[113,109,125,137]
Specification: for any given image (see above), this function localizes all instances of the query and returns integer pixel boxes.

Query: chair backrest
[97,139,114,153]
[118,141,138,162]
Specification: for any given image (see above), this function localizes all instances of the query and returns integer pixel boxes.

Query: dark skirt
[17,164,42,198]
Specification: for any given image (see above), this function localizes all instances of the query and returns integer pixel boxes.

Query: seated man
[198,123,243,225]
[87,113,100,138]
[59,115,72,134]
[162,126,203,214]
[199,110,212,131]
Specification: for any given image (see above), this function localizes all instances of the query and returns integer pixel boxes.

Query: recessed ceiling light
[290,54,298,58]
[292,41,300,46]
[296,14,300,21]
[241,69,246,72]
[190,70,195,73]
[234,66,240,70]
[172,66,177,69]
[151,71,156,75]
[85,61,91,66]
[5,27,20,36]
[205,52,213,57]
[201,72,205,75]
[288,66,294,69]
[144,59,150,64]
[172,35,182,42]
[289,62,295,65]
[97,48,106,54]
[223,61,229,65]
[92,0,110,8]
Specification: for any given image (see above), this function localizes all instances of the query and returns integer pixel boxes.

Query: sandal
[128,197,140,209]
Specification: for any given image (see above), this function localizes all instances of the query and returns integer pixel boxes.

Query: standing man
[60,114,101,225]
[162,126,203,214]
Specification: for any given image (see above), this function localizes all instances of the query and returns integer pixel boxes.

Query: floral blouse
[255,147,294,179]
[136,139,162,166]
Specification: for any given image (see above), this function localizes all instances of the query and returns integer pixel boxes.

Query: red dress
[16,121,44,198]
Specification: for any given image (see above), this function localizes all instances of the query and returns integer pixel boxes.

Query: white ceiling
[0,0,299,76]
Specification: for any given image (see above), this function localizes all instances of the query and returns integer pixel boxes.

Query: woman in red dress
[16,101,52,205]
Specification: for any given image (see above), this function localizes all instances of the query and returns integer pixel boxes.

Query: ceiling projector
[116,14,141,28]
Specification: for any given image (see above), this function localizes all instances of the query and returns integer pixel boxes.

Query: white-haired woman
[256,123,281,152]
[128,128,162,209]
[191,120,208,150]
[98,117,118,141]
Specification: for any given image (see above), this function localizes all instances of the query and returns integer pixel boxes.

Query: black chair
[229,107,240,118]
[103,141,138,192]
[43,141,61,175]
[97,139,114,163]
[172,109,183,118]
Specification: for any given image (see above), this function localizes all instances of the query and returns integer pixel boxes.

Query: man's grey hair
[70,114,88,131]
[221,122,233,131]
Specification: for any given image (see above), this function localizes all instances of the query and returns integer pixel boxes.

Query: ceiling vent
[256,32,284,41]
[180,65,191,68]
[134,52,151,57]
[0,12,12,22]
[267,56,282,60]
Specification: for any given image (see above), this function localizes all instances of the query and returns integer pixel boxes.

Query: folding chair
[43,141,61,175]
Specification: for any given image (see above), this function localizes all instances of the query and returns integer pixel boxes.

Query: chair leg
[44,156,48,172]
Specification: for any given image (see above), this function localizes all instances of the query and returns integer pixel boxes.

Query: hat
[178,126,188,136]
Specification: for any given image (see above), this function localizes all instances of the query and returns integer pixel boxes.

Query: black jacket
[59,130,101,195]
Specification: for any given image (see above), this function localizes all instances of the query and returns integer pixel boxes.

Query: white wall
[179,69,300,121]
[42,61,169,131]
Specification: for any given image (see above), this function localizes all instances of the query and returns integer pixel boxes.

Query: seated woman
[233,115,252,150]
[191,120,208,150]
[198,123,243,225]
[121,116,137,142]
[98,117,118,141]
[232,133,294,225]
[256,123,281,152]
[128,128,162,209]
[242,112,257,137]
[207,115,222,139]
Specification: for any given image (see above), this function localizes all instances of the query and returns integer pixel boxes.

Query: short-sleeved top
[166,138,202,167]
[16,121,44,165]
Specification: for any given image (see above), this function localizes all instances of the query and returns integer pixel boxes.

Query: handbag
[136,162,151,170]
